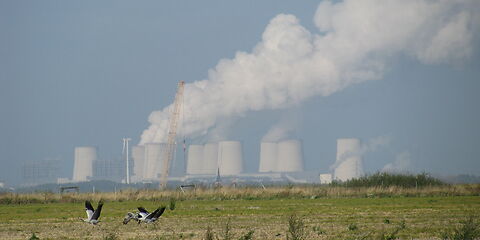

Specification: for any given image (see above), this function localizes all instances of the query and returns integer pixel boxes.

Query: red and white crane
[159,81,185,190]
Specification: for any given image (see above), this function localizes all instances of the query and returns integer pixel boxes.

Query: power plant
[72,146,97,182]
[218,141,244,176]
[67,137,365,185]
[143,143,166,180]
[259,142,277,172]
[334,138,364,181]
[186,144,204,175]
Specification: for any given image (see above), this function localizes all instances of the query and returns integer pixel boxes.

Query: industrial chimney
[186,144,204,175]
[259,142,278,172]
[143,143,166,180]
[218,141,243,175]
[73,146,97,182]
[202,143,219,175]
[276,139,304,172]
[131,145,145,182]
[334,138,364,181]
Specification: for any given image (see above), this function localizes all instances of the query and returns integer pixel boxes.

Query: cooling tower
[131,145,145,181]
[202,143,219,174]
[259,142,278,172]
[334,138,364,181]
[276,139,304,172]
[186,145,204,175]
[218,141,243,175]
[73,146,97,182]
[143,143,166,180]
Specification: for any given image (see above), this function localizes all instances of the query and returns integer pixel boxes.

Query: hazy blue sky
[1,1,479,185]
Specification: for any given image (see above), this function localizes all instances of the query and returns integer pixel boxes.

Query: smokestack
[218,141,243,175]
[186,145,204,175]
[276,139,304,172]
[202,143,219,174]
[143,143,166,180]
[259,142,278,172]
[73,146,97,182]
[131,145,145,182]
[334,138,363,181]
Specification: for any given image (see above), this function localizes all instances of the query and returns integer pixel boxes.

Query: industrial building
[66,137,364,186]
[334,138,364,181]
[72,146,97,182]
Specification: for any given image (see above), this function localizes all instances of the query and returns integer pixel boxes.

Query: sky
[1,0,479,185]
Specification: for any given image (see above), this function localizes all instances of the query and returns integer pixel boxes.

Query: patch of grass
[348,223,358,231]
[169,198,176,211]
[0,195,478,239]
[238,230,254,240]
[220,218,233,240]
[103,232,119,240]
[29,233,40,240]
[205,226,215,240]
[286,213,306,240]
[441,215,480,240]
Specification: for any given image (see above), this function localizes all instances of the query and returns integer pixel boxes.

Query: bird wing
[153,207,166,219]
[91,202,103,220]
[146,208,160,220]
[85,201,94,220]
[138,207,149,214]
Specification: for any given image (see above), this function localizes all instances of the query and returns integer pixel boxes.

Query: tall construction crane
[159,80,185,190]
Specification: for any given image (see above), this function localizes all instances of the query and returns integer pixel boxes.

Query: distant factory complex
[67,138,365,186]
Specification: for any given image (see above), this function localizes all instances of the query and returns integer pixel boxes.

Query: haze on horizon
[1,0,480,186]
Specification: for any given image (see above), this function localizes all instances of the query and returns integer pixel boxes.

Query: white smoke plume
[140,0,480,145]
[262,109,301,142]
[382,151,412,173]
[329,136,390,170]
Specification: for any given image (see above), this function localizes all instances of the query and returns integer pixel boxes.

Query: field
[0,186,479,239]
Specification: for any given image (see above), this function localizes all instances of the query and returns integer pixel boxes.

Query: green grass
[0,195,478,239]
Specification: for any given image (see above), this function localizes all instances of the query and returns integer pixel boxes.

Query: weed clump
[169,198,176,210]
[205,226,215,240]
[29,233,40,240]
[441,216,480,240]
[287,213,307,240]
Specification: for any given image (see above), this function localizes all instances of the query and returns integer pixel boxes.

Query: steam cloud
[140,0,480,145]
[329,136,391,170]
[382,151,412,173]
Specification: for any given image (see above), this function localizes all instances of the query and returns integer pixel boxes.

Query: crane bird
[134,206,166,224]
[122,212,139,224]
[84,200,103,224]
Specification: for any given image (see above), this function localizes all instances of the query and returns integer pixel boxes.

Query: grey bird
[84,200,103,224]
[137,206,166,223]
[122,212,140,224]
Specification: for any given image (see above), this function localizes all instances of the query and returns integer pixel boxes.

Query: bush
[330,172,446,188]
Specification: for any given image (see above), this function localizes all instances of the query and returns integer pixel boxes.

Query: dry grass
[1,184,479,204]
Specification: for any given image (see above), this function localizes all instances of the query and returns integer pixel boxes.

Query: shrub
[330,172,446,188]
[441,216,480,240]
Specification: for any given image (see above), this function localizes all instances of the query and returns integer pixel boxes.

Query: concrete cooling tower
[73,146,97,182]
[131,145,145,181]
[259,142,278,172]
[218,141,243,175]
[334,138,364,181]
[186,145,204,175]
[143,143,166,180]
[202,143,219,174]
[276,139,304,172]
